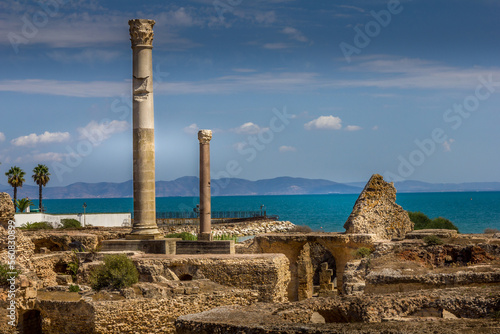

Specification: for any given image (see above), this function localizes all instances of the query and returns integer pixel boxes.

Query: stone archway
[310,242,336,288]
[18,309,42,334]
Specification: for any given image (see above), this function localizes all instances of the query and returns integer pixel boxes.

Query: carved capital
[198,130,212,144]
[129,19,155,48]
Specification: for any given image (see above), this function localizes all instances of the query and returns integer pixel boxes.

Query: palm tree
[15,198,33,212]
[32,164,50,212]
[5,166,26,212]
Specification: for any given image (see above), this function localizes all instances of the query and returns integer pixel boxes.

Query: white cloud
[443,139,455,152]
[233,122,267,135]
[232,68,257,73]
[0,132,5,142]
[282,27,308,43]
[77,120,129,146]
[254,11,276,24]
[0,79,128,97]
[0,72,319,97]
[46,49,121,63]
[184,123,200,135]
[304,116,342,130]
[279,145,296,153]
[345,125,362,131]
[372,125,379,131]
[154,7,200,27]
[263,43,290,50]
[338,5,365,13]
[32,152,67,162]
[11,131,70,147]
[3,56,496,99]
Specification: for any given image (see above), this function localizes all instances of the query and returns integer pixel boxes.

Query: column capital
[198,130,212,144]
[129,19,155,48]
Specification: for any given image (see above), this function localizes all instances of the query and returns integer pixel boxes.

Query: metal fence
[156,211,264,219]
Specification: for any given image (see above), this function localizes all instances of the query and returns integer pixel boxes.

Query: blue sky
[0,0,499,187]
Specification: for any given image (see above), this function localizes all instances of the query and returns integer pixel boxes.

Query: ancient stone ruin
[344,174,413,240]
[0,192,15,228]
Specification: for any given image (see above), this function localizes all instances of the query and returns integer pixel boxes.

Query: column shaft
[128,19,161,240]
[198,130,212,241]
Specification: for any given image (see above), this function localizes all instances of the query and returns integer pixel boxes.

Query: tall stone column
[198,130,212,241]
[127,19,161,240]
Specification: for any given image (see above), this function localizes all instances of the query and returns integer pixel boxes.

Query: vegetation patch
[60,218,82,229]
[165,232,197,240]
[0,264,21,286]
[354,247,373,259]
[19,221,53,230]
[423,235,444,246]
[89,254,139,291]
[68,284,80,293]
[408,211,459,232]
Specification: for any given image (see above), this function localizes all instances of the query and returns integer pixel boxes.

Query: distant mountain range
[1,176,500,199]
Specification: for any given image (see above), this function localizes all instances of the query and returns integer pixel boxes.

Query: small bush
[408,212,459,232]
[428,217,459,231]
[69,284,80,292]
[61,218,82,229]
[165,232,197,240]
[484,228,500,234]
[423,235,444,246]
[19,221,53,230]
[68,251,80,281]
[408,211,432,230]
[289,225,312,233]
[0,264,21,286]
[89,254,139,291]
[355,247,373,259]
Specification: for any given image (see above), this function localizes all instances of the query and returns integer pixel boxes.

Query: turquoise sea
[30,192,500,234]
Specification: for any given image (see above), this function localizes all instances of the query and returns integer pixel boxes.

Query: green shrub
[67,251,80,280]
[19,221,53,230]
[408,211,432,230]
[61,218,82,229]
[89,254,139,291]
[0,264,21,286]
[428,217,459,231]
[69,284,80,292]
[165,232,197,240]
[423,235,444,246]
[355,247,373,258]
[408,212,459,232]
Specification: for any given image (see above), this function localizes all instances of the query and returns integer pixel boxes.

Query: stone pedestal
[128,19,161,240]
[198,130,212,241]
[101,238,179,254]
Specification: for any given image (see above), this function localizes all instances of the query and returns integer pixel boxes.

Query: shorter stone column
[198,130,212,241]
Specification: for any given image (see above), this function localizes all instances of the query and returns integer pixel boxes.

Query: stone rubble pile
[162,220,296,237]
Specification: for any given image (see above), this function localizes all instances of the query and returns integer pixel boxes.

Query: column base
[198,232,212,241]
[126,228,163,240]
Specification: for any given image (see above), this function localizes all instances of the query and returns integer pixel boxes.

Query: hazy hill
[1,177,499,199]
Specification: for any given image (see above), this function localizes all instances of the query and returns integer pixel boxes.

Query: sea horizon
[19,191,500,235]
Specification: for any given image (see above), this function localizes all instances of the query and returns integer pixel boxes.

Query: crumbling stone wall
[344,174,413,240]
[36,286,258,334]
[132,254,290,302]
